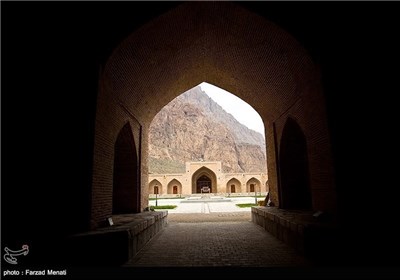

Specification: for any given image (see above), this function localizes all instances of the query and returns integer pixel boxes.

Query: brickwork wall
[273,79,336,212]
[91,2,336,228]
[91,78,144,228]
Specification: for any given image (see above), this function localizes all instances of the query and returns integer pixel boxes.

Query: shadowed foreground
[125,213,311,267]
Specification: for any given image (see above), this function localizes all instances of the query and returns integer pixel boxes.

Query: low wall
[251,206,338,262]
[64,211,168,265]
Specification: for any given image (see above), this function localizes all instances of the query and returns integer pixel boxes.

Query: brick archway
[226,178,242,193]
[149,179,163,195]
[191,167,218,194]
[167,179,182,194]
[91,2,337,227]
[246,178,261,193]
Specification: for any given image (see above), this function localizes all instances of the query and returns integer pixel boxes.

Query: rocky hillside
[149,86,267,174]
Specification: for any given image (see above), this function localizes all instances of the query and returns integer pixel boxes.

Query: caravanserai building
[149,161,268,196]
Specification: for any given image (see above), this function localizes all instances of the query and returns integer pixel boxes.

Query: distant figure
[265,192,275,207]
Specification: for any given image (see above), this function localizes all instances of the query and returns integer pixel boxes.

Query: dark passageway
[3,2,400,278]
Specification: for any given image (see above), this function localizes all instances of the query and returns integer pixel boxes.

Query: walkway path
[149,197,260,213]
[125,212,311,267]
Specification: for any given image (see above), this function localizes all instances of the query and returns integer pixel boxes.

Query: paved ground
[149,196,261,213]
[125,212,312,267]
[167,212,252,223]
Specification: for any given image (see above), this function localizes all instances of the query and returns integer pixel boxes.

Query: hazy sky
[199,82,265,137]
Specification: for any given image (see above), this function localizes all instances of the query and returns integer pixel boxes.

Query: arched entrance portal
[279,118,312,210]
[113,123,140,214]
[191,167,217,194]
[91,2,337,227]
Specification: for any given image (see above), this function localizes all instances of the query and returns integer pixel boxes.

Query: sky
[199,82,265,138]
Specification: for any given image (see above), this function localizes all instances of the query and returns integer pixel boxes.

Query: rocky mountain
[149,86,267,174]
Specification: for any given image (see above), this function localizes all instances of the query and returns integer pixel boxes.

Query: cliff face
[149,86,267,174]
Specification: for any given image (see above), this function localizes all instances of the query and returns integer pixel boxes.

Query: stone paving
[167,212,252,223]
[125,212,312,267]
[149,197,260,214]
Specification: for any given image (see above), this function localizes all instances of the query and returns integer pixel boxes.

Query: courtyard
[149,196,264,214]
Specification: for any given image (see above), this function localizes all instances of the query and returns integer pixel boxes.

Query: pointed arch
[246,177,261,193]
[167,179,182,194]
[191,166,218,194]
[113,122,140,214]
[90,2,337,225]
[226,177,242,193]
[149,179,163,195]
[279,117,312,210]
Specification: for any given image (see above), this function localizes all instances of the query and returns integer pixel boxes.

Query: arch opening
[191,167,217,194]
[246,178,261,193]
[279,118,312,210]
[91,2,336,226]
[226,178,242,194]
[149,179,163,194]
[167,179,182,194]
[113,123,140,214]
[148,82,267,196]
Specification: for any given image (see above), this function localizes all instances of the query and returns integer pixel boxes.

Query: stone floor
[149,197,261,213]
[124,212,312,267]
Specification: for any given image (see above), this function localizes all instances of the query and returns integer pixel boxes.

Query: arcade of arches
[148,161,268,196]
[91,1,336,230]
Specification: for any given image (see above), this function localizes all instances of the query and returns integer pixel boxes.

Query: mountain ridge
[149,86,267,174]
